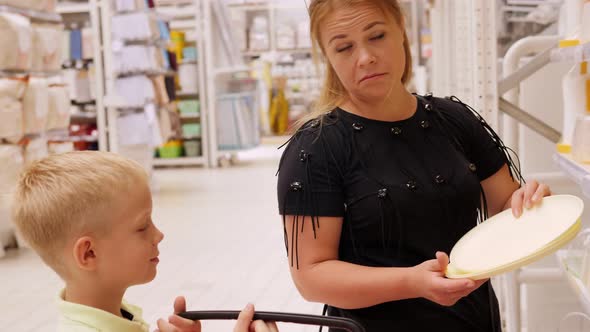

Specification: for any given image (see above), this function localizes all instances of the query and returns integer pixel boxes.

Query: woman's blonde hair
[296,0,412,129]
[12,151,149,279]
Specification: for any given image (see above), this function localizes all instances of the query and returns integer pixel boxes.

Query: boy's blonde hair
[12,151,149,278]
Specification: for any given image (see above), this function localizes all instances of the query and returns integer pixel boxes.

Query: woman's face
[320,3,406,103]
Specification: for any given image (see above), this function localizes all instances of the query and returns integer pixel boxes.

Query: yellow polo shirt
[57,289,149,332]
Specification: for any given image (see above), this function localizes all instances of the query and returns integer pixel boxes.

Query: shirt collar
[57,289,149,331]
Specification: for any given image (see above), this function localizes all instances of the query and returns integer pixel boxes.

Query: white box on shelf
[0,97,23,140]
[0,12,32,71]
[22,77,49,135]
[31,23,63,72]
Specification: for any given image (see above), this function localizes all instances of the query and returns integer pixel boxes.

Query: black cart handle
[178,311,365,332]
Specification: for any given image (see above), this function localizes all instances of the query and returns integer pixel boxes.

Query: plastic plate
[446,195,584,280]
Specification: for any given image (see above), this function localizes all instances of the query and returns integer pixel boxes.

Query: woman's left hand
[509,180,552,218]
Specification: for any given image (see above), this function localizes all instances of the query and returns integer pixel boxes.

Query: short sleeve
[277,121,346,217]
[434,97,510,181]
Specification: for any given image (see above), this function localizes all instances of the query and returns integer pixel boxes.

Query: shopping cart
[179,311,365,332]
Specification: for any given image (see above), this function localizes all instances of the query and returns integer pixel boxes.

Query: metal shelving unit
[56,0,107,151]
[554,154,590,199]
[150,0,209,167]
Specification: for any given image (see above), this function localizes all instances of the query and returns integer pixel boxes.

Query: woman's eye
[370,33,385,41]
[336,45,352,53]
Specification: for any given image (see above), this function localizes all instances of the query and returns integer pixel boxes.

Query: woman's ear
[72,236,98,271]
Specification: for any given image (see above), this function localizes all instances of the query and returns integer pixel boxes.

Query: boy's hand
[155,296,201,332]
[234,304,278,332]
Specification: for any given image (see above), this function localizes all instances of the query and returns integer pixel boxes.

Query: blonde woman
[276,1,552,331]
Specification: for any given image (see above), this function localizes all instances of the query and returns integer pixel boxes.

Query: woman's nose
[358,47,376,67]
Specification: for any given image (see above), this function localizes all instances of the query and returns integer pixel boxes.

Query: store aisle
[0,150,322,331]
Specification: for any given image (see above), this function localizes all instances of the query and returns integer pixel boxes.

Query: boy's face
[95,182,164,288]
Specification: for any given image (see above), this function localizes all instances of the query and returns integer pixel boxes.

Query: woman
[276,1,552,331]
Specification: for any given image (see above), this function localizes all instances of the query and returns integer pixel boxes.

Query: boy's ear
[72,236,98,271]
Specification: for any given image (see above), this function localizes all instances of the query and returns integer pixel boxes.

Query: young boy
[12,151,277,332]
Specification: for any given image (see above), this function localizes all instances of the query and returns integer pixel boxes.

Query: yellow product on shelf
[157,140,183,158]
[269,89,289,135]
[170,30,185,62]
[558,39,590,153]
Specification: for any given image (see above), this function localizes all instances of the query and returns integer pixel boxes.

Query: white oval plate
[446,195,584,280]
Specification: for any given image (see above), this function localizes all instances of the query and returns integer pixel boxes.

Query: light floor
[0,147,322,331]
[2,145,590,332]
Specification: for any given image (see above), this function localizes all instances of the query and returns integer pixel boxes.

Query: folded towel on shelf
[0,13,32,71]
[113,0,149,13]
[117,110,152,146]
[0,77,27,99]
[0,144,24,192]
[48,141,74,155]
[118,144,152,175]
[24,137,48,165]
[61,29,70,64]
[0,0,56,12]
[81,26,94,60]
[111,12,160,41]
[0,97,23,140]
[114,75,155,107]
[46,85,70,131]
[31,23,63,72]
[113,45,160,74]
[63,69,92,103]
[22,77,49,135]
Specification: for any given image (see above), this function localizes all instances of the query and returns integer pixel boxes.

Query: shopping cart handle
[178,310,365,332]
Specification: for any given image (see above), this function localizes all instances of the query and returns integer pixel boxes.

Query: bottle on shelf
[558,40,590,155]
[581,0,590,43]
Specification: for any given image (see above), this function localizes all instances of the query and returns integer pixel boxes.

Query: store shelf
[176,91,199,98]
[154,0,194,6]
[155,5,197,20]
[179,114,200,120]
[551,42,590,63]
[0,69,62,77]
[182,134,201,140]
[123,38,169,47]
[152,156,205,166]
[72,100,96,106]
[242,48,312,58]
[227,2,307,11]
[216,91,256,100]
[169,20,199,32]
[227,3,269,11]
[62,58,94,70]
[0,5,62,23]
[554,153,590,199]
[556,250,590,314]
[113,9,172,22]
[71,112,98,121]
[116,69,176,78]
[56,2,90,14]
[214,66,251,75]
[48,135,99,143]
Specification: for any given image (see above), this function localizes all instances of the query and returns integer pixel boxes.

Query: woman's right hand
[234,304,279,332]
[411,252,487,307]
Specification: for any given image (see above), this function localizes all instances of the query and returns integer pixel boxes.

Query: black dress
[276,95,523,332]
